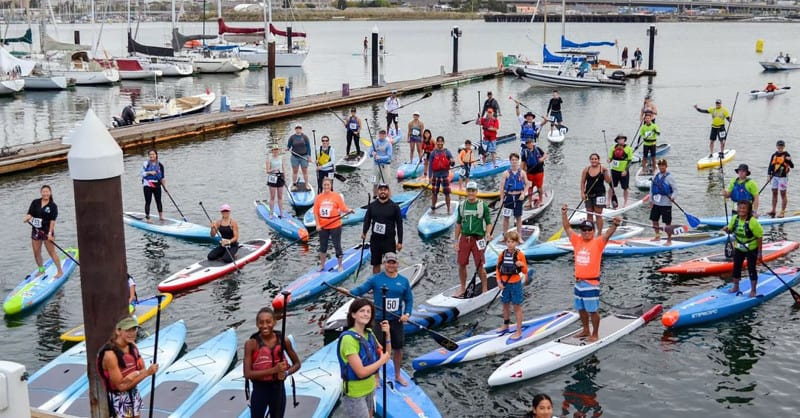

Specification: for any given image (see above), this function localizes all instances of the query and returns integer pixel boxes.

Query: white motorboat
[218,19,309,67]
[0,78,25,95]
[135,92,216,123]
[513,60,625,89]
[759,59,800,71]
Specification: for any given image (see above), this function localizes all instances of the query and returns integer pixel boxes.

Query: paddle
[353,194,370,283]
[323,283,459,351]
[630,119,646,154]
[463,272,510,338]
[381,285,388,418]
[26,221,79,266]
[199,201,240,273]
[477,91,486,158]
[601,130,619,209]
[312,130,320,192]
[326,108,346,124]
[146,293,164,418]
[750,86,791,93]
[264,212,351,261]
[394,91,433,111]
[667,197,701,228]
[719,146,733,259]
[545,170,604,242]
[570,208,688,235]
[161,184,187,222]
[760,261,800,304]
[279,290,299,407]
[509,96,570,133]
[758,175,773,195]
[291,149,345,183]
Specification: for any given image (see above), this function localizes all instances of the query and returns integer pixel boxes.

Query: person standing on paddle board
[561,205,620,342]
[344,108,363,158]
[530,393,554,418]
[723,164,760,216]
[516,107,542,150]
[454,181,493,296]
[580,154,612,232]
[640,96,658,122]
[362,36,368,55]
[499,153,529,236]
[244,307,301,418]
[337,298,391,418]
[496,230,528,340]
[481,91,501,117]
[407,111,425,164]
[24,185,63,278]
[384,90,400,134]
[649,159,678,245]
[476,108,499,166]
[420,129,435,180]
[314,178,353,272]
[457,140,477,191]
[363,183,404,275]
[316,135,336,193]
[607,134,633,208]
[98,316,159,418]
[521,138,547,209]
[208,204,239,262]
[369,130,393,197]
[429,136,455,213]
[140,149,165,222]
[694,99,731,159]
[341,252,412,386]
[638,113,660,175]
[266,144,287,218]
[722,201,764,298]
[546,90,564,135]
[287,124,312,191]
[767,140,793,218]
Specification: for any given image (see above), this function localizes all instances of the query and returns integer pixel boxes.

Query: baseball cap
[579,220,594,231]
[524,112,535,118]
[391,89,397,94]
[379,129,387,134]
[220,204,232,212]
[116,316,139,330]
[271,143,280,150]
[413,111,420,116]
[777,140,786,146]
[382,252,398,263]
[295,124,302,128]
[377,183,390,189]
[466,181,478,190]
[715,99,722,104]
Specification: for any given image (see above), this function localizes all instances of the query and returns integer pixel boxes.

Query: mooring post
[451,26,462,75]
[287,26,293,54]
[74,30,80,45]
[65,109,129,418]
[371,25,379,87]
[647,25,657,71]
[268,34,276,105]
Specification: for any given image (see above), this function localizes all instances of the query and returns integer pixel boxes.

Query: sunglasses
[322,139,329,142]
[384,260,398,264]
[580,227,594,232]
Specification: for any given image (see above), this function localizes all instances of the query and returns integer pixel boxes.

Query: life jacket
[771,153,790,176]
[730,179,754,202]
[732,216,757,251]
[520,121,537,141]
[522,147,541,170]
[504,169,525,192]
[142,161,162,185]
[422,139,435,153]
[97,342,142,417]
[337,329,380,395]
[611,145,626,161]
[250,331,284,382]
[431,150,450,171]
[651,172,672,196]
[499,249,521,279]
[458,199,485,219]
[318,146,331,166]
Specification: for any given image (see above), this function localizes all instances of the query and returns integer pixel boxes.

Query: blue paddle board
[123,212,216,242]
[376,360,442,418]
[255,200,309,241]
[417,201,459,238]
[3,248,79,315]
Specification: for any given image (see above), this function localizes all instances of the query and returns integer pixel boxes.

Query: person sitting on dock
[476,108,499,166]
[764,82,778,92]
[694,99,731,159]
[384,90,400,134]
[287,124,312,191]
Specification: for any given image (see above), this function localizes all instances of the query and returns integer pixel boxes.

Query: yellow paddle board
[697,149,736,169]
[60,293,173,342]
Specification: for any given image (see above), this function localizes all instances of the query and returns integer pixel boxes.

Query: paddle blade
[461,119,474,125]
[422,92,432,99]
[361,138,372,147]
[430,331,458,351]
[685,213,701,228]
[334,173,347,182]
[463,321,479,338]
[546,227,564,242]
[611,193,619,209]
[790,288,800,305]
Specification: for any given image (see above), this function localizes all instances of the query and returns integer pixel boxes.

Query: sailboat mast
[543,0,547,46]
[171,0,176,29]
[561,0,565,40]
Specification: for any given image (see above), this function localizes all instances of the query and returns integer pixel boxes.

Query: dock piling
[647,25,657,71]
[371,26,379,87]
[267,34,276,105]
[451,26,462,74]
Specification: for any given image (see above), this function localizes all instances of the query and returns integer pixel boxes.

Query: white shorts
[771,176,789,191]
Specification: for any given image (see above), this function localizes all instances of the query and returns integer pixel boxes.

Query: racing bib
[502,207,513,217]
[595,196,606,206]
[718,128,727,140]
[559,127,568,135]
[548,115,555,122]
[411,128,421,136]
[671,226,685,235]
[652,194,662,203]
[476,239,486,250]
[458,168,466,177]
[385,298,400,312]
[611,160,621,168]
[320,203,334,218]
[31,217,43,229]
[373,222,386,235]
[349,122,358,131]
[268,174,278,184]
[370,175,377,183]
[327,172,335,179]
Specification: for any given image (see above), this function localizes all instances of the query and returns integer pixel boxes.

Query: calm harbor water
[1,20,800,417]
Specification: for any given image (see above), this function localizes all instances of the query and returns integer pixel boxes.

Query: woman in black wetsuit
[580,153,612,232]
[23,185,63,278]
[208,204,239,262]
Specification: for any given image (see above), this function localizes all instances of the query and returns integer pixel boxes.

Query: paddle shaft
[147,294,164,418]
[465,274,509,337]
[279,290,299,407]
[601,130,618,207]
[266,212,351,260]
[666,196,701,228]
[354,195,370,282]
[199,202,240,272]
[327,108,346,124]
[546,172,604,241]
[27,221,79,265]
[758,176,773,195]
[394,92,432,111]
[760,262,800,304]
[570,208,684,233]
[160,184,187,221]
[312,130,319,191]
[381,285,388,418]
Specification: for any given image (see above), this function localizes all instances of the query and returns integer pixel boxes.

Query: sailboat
[0,47,26,95]
[171,28,248,73]
[1,25,69,90]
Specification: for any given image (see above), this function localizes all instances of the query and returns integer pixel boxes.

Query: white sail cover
[0,46,36,76]
[43,33,89,52]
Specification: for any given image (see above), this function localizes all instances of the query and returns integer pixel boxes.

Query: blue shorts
[501,281,524,305]
[484,140,497,154]
[574,280,600,313]
[290,154,309,168]
[409,135,422,143]
[550,111,563,123]
[503,196,523,217]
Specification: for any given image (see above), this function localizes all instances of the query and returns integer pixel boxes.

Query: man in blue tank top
[287,124,312,191]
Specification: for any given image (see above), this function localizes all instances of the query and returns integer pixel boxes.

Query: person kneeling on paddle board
[208,204,239,262]
[496,230,529,340]
[693,99,731,159]
[337,298,391,418]
[243,307,301,418]
[98,317,159,418]
[722,201,764,298]
[649,159,678,245]
[561,206,620,342]
[723,164,759,216]
[341,252,412,386]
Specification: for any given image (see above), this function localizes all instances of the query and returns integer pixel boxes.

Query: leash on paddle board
[279,290,299,407]
[394,91,432,111]
[569,208,687,235]
[323,283,459,351]
[147,293,164,418]
[601,130,619,209]
[354,194,370,283]
[26,221,79,266]
[381,285,388,418]
[760,262,800,304]
[161,184,187,222]
[199,201,240,273]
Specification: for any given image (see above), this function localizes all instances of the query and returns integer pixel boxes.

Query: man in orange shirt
[313,177,354,271]
[561,204,621,342]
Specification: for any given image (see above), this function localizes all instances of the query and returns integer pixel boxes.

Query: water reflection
[560,356,604,418]
[712,319,763,405]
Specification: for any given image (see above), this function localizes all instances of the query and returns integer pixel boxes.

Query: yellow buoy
[756,39,764,53]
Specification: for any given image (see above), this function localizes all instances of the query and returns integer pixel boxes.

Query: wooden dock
[0,67,501,176]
